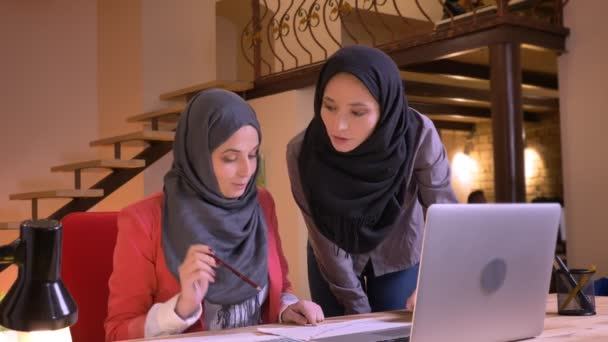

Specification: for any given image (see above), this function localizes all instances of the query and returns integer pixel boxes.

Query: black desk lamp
[0,219,77,341]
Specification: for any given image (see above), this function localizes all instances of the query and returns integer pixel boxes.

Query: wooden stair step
[51,159,146,172]
[143,121,178,131]
[0,222,20,230]
[9,189,104,200]
[127,105,185,123]
[159,80,253,101]
[90,130,174,147]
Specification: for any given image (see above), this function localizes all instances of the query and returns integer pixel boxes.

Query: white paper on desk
[257,318,411,341]
[151,332,281,341]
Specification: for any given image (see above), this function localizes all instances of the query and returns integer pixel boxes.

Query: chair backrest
[61,212,118,342]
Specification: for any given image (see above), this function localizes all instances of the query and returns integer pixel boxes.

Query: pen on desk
[209,253,262,292]
[554,255,594,311]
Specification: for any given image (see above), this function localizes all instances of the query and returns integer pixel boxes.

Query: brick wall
[440,114,563,203]
[523,115,564,202]
[466,123,496,201]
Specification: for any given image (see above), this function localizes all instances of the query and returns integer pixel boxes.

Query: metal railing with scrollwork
[240,0,568,79]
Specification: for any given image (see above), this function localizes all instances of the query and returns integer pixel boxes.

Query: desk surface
[127,295,608,341]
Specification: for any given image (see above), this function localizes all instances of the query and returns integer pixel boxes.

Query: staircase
[1,81,253,229]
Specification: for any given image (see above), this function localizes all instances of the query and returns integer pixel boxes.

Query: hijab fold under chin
[298,45,419,254]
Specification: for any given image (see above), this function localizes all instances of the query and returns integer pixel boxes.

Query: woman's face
[320,72,381,153]
[211,125,259,198]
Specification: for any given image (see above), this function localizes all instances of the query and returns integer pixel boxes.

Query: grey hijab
[162,88,268,327]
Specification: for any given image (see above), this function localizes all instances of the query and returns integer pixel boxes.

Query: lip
[330,135,351,147]
[331,135,350,142]
[232,183,247,189]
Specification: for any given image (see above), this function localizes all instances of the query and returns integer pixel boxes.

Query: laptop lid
[410,203,561,342]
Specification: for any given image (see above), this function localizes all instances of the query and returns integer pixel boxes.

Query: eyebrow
[221,145,259,154]
[322,96,369,107]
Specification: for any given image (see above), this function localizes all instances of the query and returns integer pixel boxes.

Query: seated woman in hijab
[105,89,324,341]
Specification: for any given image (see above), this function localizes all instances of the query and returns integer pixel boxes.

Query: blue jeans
[307,243,419,317]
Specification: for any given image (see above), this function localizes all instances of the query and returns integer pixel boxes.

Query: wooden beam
[409,102,539,122]
[432,120,475,132]
[490,42,526,203]
[383,21,567,67]
[404,60,558,90]
[501,16,568,51]
[405,80,558,109]
[410,102,490,117]
[245,63,323,99]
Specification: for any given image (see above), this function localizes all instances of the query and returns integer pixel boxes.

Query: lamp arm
[0,239,21,272]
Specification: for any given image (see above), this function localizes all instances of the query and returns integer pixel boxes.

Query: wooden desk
[537,295,608,340]
[126,295,608,341]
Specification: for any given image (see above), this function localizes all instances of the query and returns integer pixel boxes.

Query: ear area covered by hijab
[298,45,420,254]
[162,88,268,318]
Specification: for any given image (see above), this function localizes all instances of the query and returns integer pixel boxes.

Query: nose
[335,112,348,132]
[237,157,254,178]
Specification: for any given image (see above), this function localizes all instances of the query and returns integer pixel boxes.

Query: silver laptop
[312,203,561,342]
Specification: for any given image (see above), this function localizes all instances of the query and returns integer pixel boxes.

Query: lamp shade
[0,219,78,331]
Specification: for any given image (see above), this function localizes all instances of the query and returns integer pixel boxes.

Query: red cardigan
[104,188,294,341]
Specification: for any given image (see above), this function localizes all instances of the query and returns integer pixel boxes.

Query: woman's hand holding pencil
[175,244,263,320]
[175,245,217,319]
[174,245,325,326]
[209,253,262,291]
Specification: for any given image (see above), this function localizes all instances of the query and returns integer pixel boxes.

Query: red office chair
[61,212,118,342]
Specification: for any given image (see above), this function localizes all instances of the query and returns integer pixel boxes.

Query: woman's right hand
[175,245,217,319]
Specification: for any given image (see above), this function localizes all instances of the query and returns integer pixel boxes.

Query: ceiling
[399,45,559,130]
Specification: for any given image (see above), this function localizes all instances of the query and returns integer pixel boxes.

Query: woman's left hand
[281,300,325,325]
[405,289,417,311]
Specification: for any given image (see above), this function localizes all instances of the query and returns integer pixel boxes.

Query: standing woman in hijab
[287,46,457,317]
[105,89,323,341]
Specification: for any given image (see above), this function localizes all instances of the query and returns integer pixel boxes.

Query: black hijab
[163,88,267,327]
[298,45,419,254]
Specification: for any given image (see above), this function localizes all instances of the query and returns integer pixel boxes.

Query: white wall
[0,0,98,290]
[249,87,315,299]
[216,15,239,81]
[559,0,608,274]
[92,0,145,213]
[141,0,218,195]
